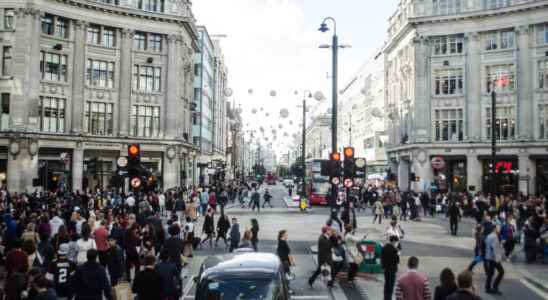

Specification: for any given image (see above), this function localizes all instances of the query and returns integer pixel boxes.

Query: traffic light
[329,152,342,180]
[127,144,141,179]
[343,147,355,179]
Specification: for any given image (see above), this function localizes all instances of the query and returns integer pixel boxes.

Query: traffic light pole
[301,98,307,211]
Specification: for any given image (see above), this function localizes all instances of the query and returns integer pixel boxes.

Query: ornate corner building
[0,0,201,192]
[385,0,548,195]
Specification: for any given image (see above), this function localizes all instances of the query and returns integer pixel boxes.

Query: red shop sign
[431,156,446,170]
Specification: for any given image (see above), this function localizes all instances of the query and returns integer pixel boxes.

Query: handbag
[353,251,364,265]
[112,282,133,300]
[332,248,343,262]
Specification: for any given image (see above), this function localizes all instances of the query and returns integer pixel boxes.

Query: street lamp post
[301,91,312,209]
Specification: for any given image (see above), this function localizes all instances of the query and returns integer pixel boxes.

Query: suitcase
[192,237,201,250]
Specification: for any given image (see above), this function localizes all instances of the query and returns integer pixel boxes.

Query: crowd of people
[0,179,283,300]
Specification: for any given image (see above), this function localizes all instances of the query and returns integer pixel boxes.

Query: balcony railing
[411,0,542,18]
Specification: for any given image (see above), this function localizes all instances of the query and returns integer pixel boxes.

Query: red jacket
[395,270,432,300]
[6,249,29,274]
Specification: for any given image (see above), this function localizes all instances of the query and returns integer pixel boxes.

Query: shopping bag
[112,282,133,300]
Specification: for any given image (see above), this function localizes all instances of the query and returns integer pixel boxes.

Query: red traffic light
[343,147,354,159]
[330,152,341,161]
[128,144,140,157]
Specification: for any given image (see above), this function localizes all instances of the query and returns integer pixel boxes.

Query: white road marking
[520,278,548,299]
[184,295,330,300]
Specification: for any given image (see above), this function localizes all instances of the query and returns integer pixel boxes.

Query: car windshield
[200,276,280,300]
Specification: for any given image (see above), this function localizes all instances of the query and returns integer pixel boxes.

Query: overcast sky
[193,0,399,156]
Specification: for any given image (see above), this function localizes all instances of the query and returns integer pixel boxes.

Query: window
[140,0,164,12]
[86,59,115,88]
[486,64,515,93]
[84,102,113,135]
[194,63,201,76]
[130,105,160,137]
[2,46,11,76]
[133,65,161,92]
[38,96,65,133]
[539,60,548,89]
[102,27,116,48]
[432,0,462,15]
[55,17,68,39]
[434,69,463,95]
[537,23,548,45]
[148,34,162,52]
[432,35,464,55]
[485,32,498,50]
[486,106,515,140]
[433,109,463,141]
[540,105,548,139]
[134,32,146,50]
[1,93,9,130]
[485,0,508,9]
[4,9,14,30]
[41,14,54,35]
[40,51,68,82]
[87,25,101,44]
[500,30,514,49]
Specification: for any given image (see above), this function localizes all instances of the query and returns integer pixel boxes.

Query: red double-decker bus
[305,160,331,206]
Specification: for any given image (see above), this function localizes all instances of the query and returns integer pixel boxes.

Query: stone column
[118,29,133,136]
[72,145,83,192]
[466,151,482,192]
[518,153,534,195]
[413,161,433,193]
[517,25,533,140]
[11,8,40,129]
[413,36,430,142]
[71,20,86,134]
[7,140,38,192]
[466,32,482,141]
[165,35,181,139]
[163,151,178,190]
[397,159,410,191]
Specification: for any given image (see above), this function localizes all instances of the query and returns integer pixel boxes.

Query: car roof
[200,252,281,279]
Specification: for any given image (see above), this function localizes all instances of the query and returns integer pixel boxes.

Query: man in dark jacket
[132,255,163,300]
[71,249,112,300]
[155,250,180,300]
[448,201,462,236]
[308,226,334,287]
[229,218,241,252]
[447,270,482,300]
[164,224,184,273]
[381,235,400,300]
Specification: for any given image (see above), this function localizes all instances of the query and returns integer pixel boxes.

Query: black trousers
[229,240,239,252]
[347,263,359,282]
[485,260,504,291]
[384,269,397,300]
[450,219,459,235]
[309,262,335,285]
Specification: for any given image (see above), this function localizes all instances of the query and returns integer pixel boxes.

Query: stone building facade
[0,0,199,192]
[385,0,548,195]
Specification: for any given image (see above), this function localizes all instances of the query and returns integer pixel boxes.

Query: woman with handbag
[344,224,362,287]
[276,230,294,294]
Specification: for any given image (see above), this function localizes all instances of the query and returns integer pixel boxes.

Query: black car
[194,252,290,300]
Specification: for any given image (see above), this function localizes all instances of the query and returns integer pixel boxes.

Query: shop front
[480,156,518,195]
[38,148,73,192]
[0,146,6,188]
[534,156,548,197]
[431,156,467,193]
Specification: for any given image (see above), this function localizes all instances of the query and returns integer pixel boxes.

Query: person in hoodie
[4,212,19,251]
[71,249,113,300]
[229,217,241,252]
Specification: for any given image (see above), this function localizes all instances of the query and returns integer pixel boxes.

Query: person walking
[71,249,113,300]
[446,271,482,300]
[484,225,504,295]
[373,198,384,224]
[276,230,294,294]
[132,255,163,300]
[229,218,241,252]
[447,201,461,236]
[262,189,273,208]
[434,268,458,300]
[250,185,261,213]
[394,256,431,300]
[45,243,76,299]
[381,235,400,300]
[308,226,334,288]
[214,213,231,248]
[201,209,215,248]
[250,218,260,252]
[343,224,362,287]
[75,224,97,266]
[155,250,180,300]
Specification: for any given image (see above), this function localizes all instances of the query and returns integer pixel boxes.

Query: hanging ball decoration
[260,107,264,111]
[248,88,253,94]
[236,107,243,114]
[278,124,283,129]
[289,121,293,125]
[270,90,277,97]
[224,88,233,97]
[279,108,289,118]
[283,132,288,137]
[251,108,258,114]
[259,127,264,132]
[265,112,270,117]
[294,91,298,95]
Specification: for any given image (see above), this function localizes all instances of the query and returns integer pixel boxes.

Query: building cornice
[51,0,200,51]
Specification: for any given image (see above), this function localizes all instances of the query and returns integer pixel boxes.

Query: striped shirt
[395,269,432,300]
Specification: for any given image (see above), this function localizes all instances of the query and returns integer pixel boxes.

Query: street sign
[344,178,354,188]
[130,177,141,188]
[117,156,128,168]
[431,156,446,170]
[118,170,128,176]
[355,158,366,168]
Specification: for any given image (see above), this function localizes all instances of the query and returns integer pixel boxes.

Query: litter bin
[357,240,383,274]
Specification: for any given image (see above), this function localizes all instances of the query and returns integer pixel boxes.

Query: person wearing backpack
[75,224,97,266]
